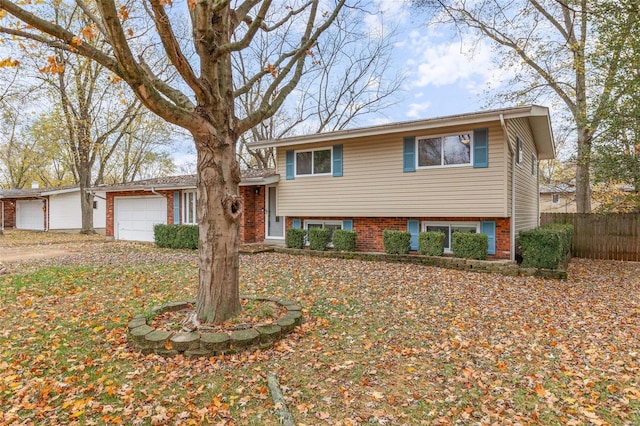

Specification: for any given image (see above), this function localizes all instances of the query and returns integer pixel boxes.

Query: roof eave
[249,105,552,150]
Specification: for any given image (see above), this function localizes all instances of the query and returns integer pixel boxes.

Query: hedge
[383,230,411,254]
[332,230,357,252]
[451,232,488,260]
[519,223,573,269]
[419,231,445,256]
[285,228,307,249]
[154,224,198,249]
[309,227,331,251]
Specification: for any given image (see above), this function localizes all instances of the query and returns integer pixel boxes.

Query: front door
[266,186,284,238]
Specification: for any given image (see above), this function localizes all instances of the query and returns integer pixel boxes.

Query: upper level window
[516,137,523,165]
[417,133,471,168]
[183,190,197,224]
[296,148,332,176]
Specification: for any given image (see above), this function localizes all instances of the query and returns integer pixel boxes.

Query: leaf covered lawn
[1,241,639,425]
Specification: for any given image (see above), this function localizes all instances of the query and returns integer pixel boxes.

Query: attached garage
[114,196,167,242]
[16,199,46,231]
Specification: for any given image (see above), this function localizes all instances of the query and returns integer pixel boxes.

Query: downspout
[1,200,4,232]
[500,114,516,261]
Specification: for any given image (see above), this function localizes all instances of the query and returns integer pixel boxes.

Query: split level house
[0,184,106,233]
[95,105,555,261]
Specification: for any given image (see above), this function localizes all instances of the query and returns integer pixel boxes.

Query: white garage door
[16,200,45,230]
[114,196,167,242]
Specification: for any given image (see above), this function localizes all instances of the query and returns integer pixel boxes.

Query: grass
[1,237,639,424]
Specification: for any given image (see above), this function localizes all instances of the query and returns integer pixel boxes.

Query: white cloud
[406,101,432,119]
[409,37,499,89]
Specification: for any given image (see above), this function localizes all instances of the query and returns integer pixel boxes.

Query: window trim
[182,190,197,225]
[531,153,537,176]
[516,137,524,166]
[294,147,333,177]
[422,221,480,253]
[303,219,343,246]
[415,131,474,170]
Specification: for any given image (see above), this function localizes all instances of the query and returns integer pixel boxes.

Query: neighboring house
[0,184,106,232]
[249,105,555,260]
[540,183,577,213]
[96,170,279,243]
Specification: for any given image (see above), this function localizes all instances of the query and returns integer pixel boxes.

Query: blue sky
[361,0,510,124]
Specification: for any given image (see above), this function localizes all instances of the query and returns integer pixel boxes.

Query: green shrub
[452,232,488,260]
[308,227,331,251]
[383,230,411,254]
[333,229,357,252]
[419,231,445,256]
[519,224,573,269]
[285,228,307,249]
[154,224,198,249]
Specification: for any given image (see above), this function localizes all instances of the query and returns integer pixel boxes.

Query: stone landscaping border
[274,247,568,280]
[127,297,303,357]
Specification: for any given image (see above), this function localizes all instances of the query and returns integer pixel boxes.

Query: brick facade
[239,186,265,244]
[105,188,266,244]
[286,216,512,259]
[1,199,16,228]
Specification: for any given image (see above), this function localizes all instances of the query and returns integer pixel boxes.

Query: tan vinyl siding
[276,123,508,217]
[508,118,539,233]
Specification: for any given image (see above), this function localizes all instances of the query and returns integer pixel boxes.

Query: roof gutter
[500,114,516,262]
[149,187,167,198]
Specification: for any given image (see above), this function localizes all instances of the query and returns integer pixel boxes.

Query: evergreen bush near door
[154,224,198,249]
[285,228,307,249]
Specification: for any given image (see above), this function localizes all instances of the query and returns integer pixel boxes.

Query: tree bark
[194,131,243,324]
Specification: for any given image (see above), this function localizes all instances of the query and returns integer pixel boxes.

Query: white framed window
[516,137,524,165]
[182,190,197,224]
[531,154,537,176]
[422,221,480,253]
[295,147,332,176]
[552,194,560,204]
[417,132,472,168]
[303,220,342,245]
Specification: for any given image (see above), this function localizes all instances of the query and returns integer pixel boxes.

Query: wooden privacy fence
[540,213,640,261]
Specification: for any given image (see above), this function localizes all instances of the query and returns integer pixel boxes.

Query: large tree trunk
[194,131,243,324]
[78,169,96,234]
[575,127,592,213]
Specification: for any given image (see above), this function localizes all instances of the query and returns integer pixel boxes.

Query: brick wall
[105,190,176,237]
[1,199,16,228]
[286,216,513,259]
[239,186,265,243]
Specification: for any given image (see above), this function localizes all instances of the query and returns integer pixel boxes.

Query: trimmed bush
[154,224,198,249]
[419,231,445,256]
[383,230,411,255]
[519,223,573,269]
[452,232,488,260]
[333,229,357,252]
[285,228,307,249]
[308,227,331,251]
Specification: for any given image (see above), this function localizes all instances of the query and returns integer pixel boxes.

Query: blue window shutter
[342,219,353,231]
[481,221,496,255]
[407,219,419,251]
[286,150,295,180]
[473,128,489,168]
[403,136,416,172]
[173,191,180,224]
[333,144,343,177]
[292,218,301,229]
